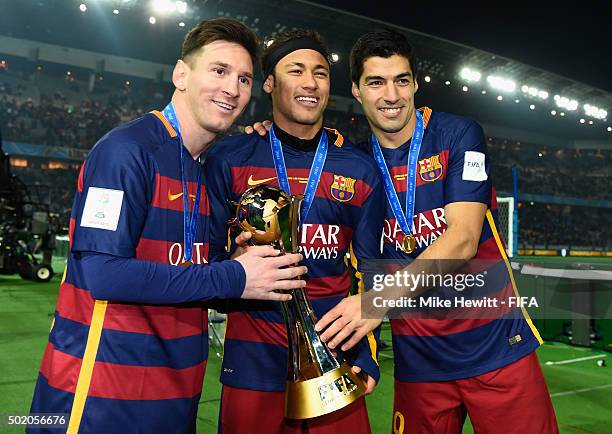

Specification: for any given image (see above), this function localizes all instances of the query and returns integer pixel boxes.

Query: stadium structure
[0,1,610,433]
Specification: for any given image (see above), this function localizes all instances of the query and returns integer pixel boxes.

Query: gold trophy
[233,185,366,419]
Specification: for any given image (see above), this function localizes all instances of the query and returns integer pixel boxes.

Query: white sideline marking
[545,354,606,365]
[520,264,612,281]
[543,344,589,352]
[550,383,612,397]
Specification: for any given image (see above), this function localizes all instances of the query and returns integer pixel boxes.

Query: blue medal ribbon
[162,102,202,263]
[269,124,328,222]
[371,109,424,238]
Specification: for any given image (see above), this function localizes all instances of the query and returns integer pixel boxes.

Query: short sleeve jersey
[369,108,543,382]
[205,129,385,391]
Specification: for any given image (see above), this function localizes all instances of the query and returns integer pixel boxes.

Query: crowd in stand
[519,203,611,249]
[1,82,152,149]
[488,138,610,200]
[1,72,610,249]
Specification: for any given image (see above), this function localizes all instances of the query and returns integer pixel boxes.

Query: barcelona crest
[330,174,356,202]
[418,154,443,182]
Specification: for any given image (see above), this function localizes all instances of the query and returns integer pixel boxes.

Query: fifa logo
[317,373,359,404]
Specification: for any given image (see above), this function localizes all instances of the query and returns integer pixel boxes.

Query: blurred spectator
[0,93,149,149]
[10,165,78,230]
[518,202,612,249]
[487,137,611,200]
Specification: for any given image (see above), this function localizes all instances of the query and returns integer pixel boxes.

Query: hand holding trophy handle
[229,197,307,301]
[232,185,366,419]
[233,246,307,301]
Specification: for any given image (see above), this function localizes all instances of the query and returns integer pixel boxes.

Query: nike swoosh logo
[168,191,196,201]
[247,175,278,186]
[168,191,183,201]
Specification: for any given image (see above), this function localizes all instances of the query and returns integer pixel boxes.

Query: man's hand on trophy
[230,231,255,259]
[244,120,271,136]
[314,294,382,352]
[351,365,376,395]
[235,246,307,302]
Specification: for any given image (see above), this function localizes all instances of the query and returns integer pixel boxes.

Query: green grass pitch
[0,256,610,433]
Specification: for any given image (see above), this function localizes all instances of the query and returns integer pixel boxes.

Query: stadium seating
[1,69,610,249]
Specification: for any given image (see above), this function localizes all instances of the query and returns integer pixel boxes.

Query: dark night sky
[312,0,612,93]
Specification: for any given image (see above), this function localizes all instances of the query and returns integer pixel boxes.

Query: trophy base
[285,362,366,419]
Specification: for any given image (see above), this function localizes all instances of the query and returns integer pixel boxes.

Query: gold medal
[181,260,193,267]
[401,234,416,254]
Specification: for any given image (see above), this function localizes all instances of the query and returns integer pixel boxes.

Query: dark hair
[261,29,329,78]
[350,29,417,84]
[182,18,259,66]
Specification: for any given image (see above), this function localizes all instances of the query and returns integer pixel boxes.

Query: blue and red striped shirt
[29,111,245,433]
[205,128,384,392]
[367,108,542,382]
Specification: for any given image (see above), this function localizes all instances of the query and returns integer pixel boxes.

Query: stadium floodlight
[588,120,593,125]
[149,16,157,24]
[487,75,516,92]
[522,85,549,100]
[153,0,186,14]
[579,118,585,123]
[515,99,520,103]
[424,75,431,82]
[462,86,468,92]
[178,21,185,27]
[330,53,340,63]
[176,1,187,14]
[497,95,503,101]
[560,112,565,116]
[79,3,87,12]
[607,126,611,132]
[460,67,481,82]
[445,80,450,85]
[584,103,607,120]
[554,95,578,111]
[481,90,486,94]
[551,110,556,115]
[529,104,535,110]
[113,9,119,15]
[153,0,172,13]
